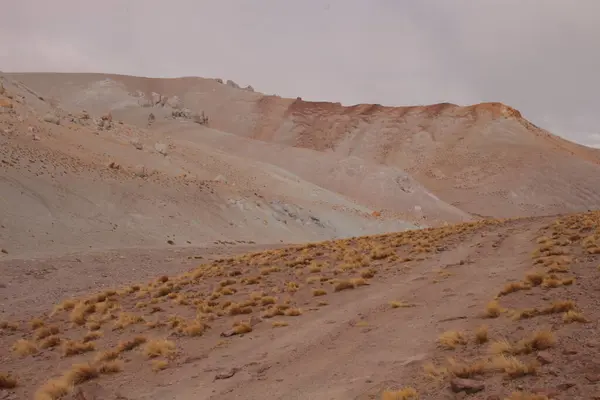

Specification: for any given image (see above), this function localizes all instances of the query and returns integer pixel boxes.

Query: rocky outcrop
[226,80,240,89]
[171,109,209,125]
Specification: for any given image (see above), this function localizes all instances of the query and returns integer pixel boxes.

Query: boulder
[450,378,485,394]
[133,164,147,177]
[151,92,162,106]
[131,139,143,150]
[43,113,60,125]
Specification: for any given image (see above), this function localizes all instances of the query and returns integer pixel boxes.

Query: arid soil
[2,73,600,400]
[2,212,600,399]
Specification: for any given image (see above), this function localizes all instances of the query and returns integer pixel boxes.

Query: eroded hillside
[9,72,600,220]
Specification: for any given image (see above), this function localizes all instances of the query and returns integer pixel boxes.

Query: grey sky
[2,0,600,147]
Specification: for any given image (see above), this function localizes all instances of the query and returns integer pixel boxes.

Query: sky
[2,0,600,147]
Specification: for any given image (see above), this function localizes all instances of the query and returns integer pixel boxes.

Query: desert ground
[1,73,600,399]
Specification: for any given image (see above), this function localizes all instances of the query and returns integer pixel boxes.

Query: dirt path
[114,219,547,400]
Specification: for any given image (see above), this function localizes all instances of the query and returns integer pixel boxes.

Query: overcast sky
[2,0,600,147]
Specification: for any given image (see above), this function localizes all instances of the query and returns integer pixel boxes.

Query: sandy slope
[9,72,600,220]
[0,73,426,258]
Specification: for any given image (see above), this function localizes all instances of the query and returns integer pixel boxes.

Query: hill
[2,72,600,399]
[8,72,600,221]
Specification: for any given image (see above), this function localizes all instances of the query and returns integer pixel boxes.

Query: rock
[154,143,168,156]
[244,85,254,92]
[151,92,162,106]
[101,112,112,122]
[32,134,41,141]
[166,96,182,109]
[192,111,208,125]
[138,97,152,107]
[536,351,553,364]
[43,113,60,125]
[450,378,485,394]
[214,175,227,183]
[214,367,240,380]
[0,82,4,95]
[108,161,120,169]
[131,139,143,150]
[556,381,576,391]
[226,79,240,89]
[147,112,155,125]
[586,374,600,383]
[215,78,223,84]
[172,108,192,119]
[1,248,7,254]
[133,164,147,177]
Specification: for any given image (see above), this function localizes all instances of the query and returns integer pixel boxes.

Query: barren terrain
[1,73,600,399]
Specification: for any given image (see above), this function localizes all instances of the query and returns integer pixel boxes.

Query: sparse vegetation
[144,339,176,358]
[0,373,17,389]
[437,330,467,349]
[381,387,418,399]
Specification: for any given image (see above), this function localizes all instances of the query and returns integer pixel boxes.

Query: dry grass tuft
[34,378,71,400]
[98,360,124,374]
[381,387,418,399]
[447,358,487,378]
[474,325,489,344]
[272,321,289,328]
[12,339,38,356]
[63,340,95,357]
[83,331,102,342]
[483,300,503,318]
[233,323,253,335]
[34,325,60,340]
[30,318,45,330]
[563,310,588,323]
[333,280,356,292]
[525,272,544,286]
[490,355,538,378]
[39,335,62,349]
[284,307,302,316]
[63,363,98,385]
[389,300,415,309]
[498,281,530,296]
[182,321,208,337]
[151,359,169,372]
[438,330,467,349]
[0,373,17,389]
[116,336,147,353]
[94,349,120,363]
[144,339,176,358]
